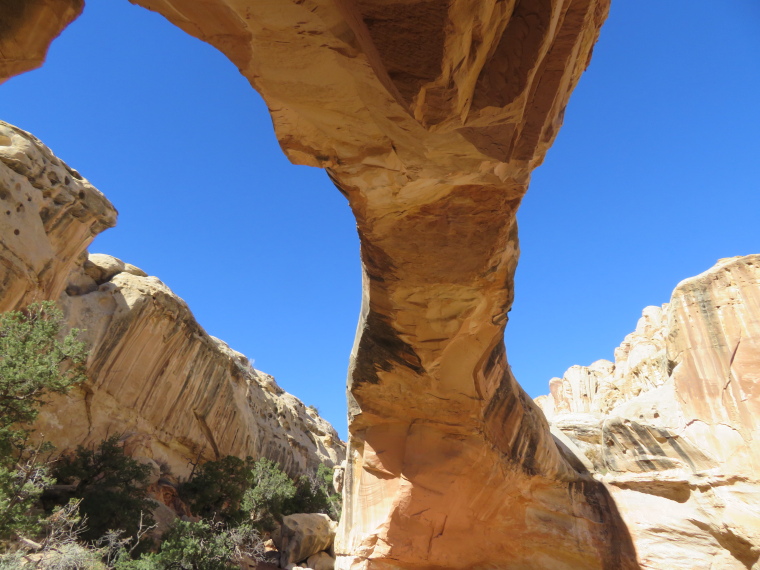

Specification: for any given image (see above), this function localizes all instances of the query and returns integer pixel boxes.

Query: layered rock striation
[537,256,760,569]
[0,2,651,568]
[42,251,344,478]
[1,120,344,479]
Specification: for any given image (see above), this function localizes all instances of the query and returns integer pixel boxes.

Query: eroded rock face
[536,255,760,569]
[0,121,345,478]
[536,305,671,419]
[0,121,116,312]
[0,2,641,568]
[37,252,345,478]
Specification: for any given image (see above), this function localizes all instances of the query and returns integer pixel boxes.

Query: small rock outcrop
[537,255,760,569]
[1,120,344,479]
[0,120,116,311]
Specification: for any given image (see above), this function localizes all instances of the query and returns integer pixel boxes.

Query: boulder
[279,514,336,570]
[306,552,335,570]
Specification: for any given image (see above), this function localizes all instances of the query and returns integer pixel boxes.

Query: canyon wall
[537,255,760,569]
[0,119,344,478]
[0,2,655,568]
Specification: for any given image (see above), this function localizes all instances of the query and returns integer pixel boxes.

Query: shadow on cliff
[557,442,641,570]
[482,343,641,570]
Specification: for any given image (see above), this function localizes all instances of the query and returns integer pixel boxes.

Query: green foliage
[115,520,262,570]
[0,301,87,544]
[241,458,295,531]
[181,456,342,532]
[0,301,87,456]
[292,464,341,521]
[52,435,155,542]
[178,456,254,524]
[0,451,53,541]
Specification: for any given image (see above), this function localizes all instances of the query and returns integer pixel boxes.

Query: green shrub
[284,463,341,521]
[115,520,262,570]
[0,301,87,457]
[52,435,155,542]
[180,456,342,532]
[3,490,113,565]
[178,456,254,524]
[0,301,87,544]
[241,458,296,531]
[0,454,53,541]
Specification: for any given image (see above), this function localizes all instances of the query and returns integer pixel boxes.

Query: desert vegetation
[0,303,340,568]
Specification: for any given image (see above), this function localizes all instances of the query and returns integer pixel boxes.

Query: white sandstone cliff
[537,255,760,569]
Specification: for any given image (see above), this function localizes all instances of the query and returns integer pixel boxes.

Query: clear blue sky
[1,1,758,440]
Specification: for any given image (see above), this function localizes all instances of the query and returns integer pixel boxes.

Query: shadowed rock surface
[0,0,83,83]
[0,2,649,568]
[537,255,760,569]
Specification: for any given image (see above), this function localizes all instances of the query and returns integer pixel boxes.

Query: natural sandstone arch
[1,1,641,568]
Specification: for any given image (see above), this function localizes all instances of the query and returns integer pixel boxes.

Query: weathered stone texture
[278,513,337,570]
[0,121,116,311]
[38,252,345,478]
[0,121,344,478]
[0,2,650,568]
[537,256,760,569]
[537,304,671,419]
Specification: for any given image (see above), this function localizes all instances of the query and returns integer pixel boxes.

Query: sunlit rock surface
[0,120,345,477]
[40,252,345,477]
[119,1,636,567]
[0,2,654,568]
[537,255,760,569]
[0,120,116,310]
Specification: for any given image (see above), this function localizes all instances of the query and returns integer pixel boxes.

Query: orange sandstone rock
[0,2,642,568]
[0,0,83,84]
[41,252,346,478]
